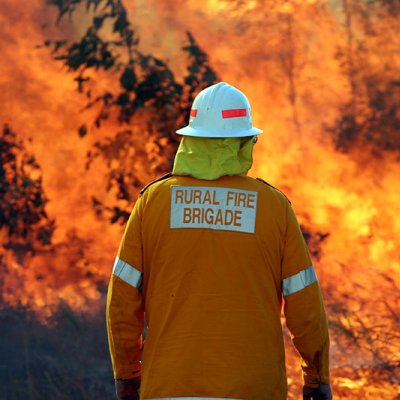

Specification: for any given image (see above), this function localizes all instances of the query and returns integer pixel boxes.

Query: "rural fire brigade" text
[170,186,258,233]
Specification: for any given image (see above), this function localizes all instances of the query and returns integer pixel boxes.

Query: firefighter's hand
[115,377,141,400]
[303,384,332,400]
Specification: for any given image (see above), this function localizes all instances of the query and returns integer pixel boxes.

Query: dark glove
[303,384,332,400]
[115,377,141,400]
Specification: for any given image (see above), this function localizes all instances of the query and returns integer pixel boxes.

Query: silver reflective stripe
[282,265,317,296]
[112,257,142,289]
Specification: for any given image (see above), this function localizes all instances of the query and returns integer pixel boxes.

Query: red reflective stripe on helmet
[222,108,247,118]
[190,109,198,117]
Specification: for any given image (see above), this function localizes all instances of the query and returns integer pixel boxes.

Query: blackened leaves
[119,66,136,91]
[78,124,88,137]
[176,31,218,131]
[328,3,400,157]
[182,31,218,107]
[47,0,218,131]
[328,78,400,156]
[46,0,218,224]
[48,0,82,23]
[0,126,55,259]
[54,27,115,71]
[301,225,329,260]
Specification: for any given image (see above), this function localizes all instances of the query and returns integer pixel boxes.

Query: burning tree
[329,0,400,157]
[45,0,218,223]
[0,124,104,316]
[0,125,55,261]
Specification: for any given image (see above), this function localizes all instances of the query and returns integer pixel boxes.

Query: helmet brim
[176,126,263,138]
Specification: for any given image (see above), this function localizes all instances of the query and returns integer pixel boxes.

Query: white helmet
[176,82,263,138]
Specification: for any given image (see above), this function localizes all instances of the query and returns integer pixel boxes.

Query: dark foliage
[328,2,400,157]
[301,225,329,260]
[0,126,55,260]
[328,77,400,156]
[368,0,400,15]
[46,0,218,223]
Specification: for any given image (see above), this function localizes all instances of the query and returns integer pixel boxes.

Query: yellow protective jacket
[107,174,330,400]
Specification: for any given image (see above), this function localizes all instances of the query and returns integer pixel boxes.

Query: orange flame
[1,0,399,398]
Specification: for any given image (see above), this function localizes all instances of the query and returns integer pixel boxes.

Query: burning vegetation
[0,0,399,399]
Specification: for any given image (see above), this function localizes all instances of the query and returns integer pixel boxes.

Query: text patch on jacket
[170,186,258,233]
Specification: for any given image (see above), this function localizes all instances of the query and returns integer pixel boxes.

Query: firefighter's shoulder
[140,173,173,195]
[255,177,291,205]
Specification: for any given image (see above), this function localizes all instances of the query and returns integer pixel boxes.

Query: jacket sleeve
[281,201,330,387]
[106,196,145,380]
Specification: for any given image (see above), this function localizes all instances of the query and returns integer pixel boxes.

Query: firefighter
[107,82,332,400]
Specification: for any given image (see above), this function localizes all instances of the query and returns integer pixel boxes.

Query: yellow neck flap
[172,136,255,180]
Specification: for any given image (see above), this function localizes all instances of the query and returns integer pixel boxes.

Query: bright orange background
[0,1,399,398]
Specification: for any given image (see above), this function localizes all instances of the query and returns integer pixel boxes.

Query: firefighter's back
[139,174,290,400]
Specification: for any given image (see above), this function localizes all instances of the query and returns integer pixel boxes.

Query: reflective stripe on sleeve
[112,257,142,289]
[282,265,317,296]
